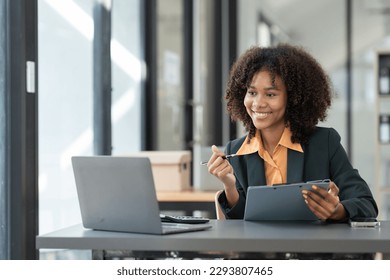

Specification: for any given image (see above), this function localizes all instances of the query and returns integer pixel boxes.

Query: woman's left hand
[302,181,347,221]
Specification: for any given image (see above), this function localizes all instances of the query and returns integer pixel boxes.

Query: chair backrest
[214,190,225,220]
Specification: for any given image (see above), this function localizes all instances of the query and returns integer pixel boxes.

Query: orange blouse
[235,127,303,185]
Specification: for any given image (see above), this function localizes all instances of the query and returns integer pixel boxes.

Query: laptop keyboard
[160,214,210,224]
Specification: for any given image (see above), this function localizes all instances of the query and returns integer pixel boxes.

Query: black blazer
[218,127,378,220]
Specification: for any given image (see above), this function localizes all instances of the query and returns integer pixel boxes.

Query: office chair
[214,190,225,220]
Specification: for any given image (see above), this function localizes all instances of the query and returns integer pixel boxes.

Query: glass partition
[38,0,142,244]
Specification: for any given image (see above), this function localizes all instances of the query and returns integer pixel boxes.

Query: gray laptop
[71,156,212,235]
[244,181,330,221]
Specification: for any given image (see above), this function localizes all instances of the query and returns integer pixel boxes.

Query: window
[38,0,142,239]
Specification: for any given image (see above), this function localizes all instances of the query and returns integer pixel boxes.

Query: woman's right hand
[207,145,236,190]
[207,145,239,208]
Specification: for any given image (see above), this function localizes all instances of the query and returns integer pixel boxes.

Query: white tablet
[244,180,330,221]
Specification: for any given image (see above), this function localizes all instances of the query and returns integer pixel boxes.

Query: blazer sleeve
[217,140,248,219]
[326,128,378,219]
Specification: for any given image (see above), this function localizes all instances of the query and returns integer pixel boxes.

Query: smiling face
[244,70,288,134]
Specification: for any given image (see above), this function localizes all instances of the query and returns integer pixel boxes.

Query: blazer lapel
[287,149,304,183]
[246,152,266,187]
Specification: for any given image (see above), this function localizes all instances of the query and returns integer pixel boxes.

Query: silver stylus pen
[200,154,237,165]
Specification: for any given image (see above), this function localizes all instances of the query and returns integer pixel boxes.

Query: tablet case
[244,180,330,221]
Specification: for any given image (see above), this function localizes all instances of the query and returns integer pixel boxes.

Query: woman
[208,44,378,221]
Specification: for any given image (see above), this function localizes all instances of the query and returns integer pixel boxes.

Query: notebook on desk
[71,156,212,235]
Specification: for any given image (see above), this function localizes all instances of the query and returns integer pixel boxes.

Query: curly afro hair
[225,43,333,145]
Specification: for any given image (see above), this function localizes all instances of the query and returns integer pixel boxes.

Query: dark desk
[157,190,217,218]
[36,220,390,259]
